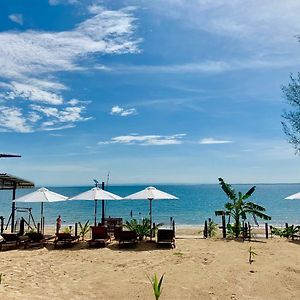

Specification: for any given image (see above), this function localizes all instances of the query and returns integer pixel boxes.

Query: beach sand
[0,228,299,300]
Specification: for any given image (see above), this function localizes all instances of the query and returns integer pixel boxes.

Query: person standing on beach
[56,215,62,233]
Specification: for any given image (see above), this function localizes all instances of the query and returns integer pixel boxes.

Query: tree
[215,178,271,238]
[282,72,300,152]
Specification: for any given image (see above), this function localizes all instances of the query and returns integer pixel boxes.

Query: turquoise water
[0,184,300,228]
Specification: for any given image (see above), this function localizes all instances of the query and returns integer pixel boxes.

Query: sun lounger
[113,226,123,240]
[0,233,28,251]
[157,229,175,248]
[89,226,111,247]
[54,232,79,248]
[118,230,137,248]
[24,232,54,248]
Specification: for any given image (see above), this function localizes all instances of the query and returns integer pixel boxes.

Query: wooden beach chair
[54,232,79,248]
[118,230,137,248]
[156,229,175,248]
[89,226,111,247]
[0,233,28,251]
[24,232,55,248]
[113,226,123,240]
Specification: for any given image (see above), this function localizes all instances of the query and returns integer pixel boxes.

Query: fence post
[222,215,226,238]
[204,220,208,238]
[75,223,78,237]
[37,223,40,234]
[0,216,4,234]
[265,223,268,239]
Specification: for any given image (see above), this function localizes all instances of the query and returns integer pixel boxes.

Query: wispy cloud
[48,0,78,5]
[199,138,232,145]
[0,5,140,132]
[8,14,23,26]
[98,133,186,146]
[110,105,137,116]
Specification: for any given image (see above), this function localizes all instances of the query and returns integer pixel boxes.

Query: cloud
[98,133,186,146]
[9,14,23,25]
[110,105,137,116]
[109,56,300,75]
[0,5,140,132]
[0,107,32,133]
[48,0,78,5]
[199,138,233,145]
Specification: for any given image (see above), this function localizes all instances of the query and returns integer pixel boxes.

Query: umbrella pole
[40,202,44,234]
[101,200,105,225]
[94,200,97,226]
[149,199,152,241]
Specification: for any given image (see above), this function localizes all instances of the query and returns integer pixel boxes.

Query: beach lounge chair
[89,226,111,247]
[113,226,123,240]
[0,233,28,251]
[156,229,175,248]
[54,232,79,248]
[118,230,137,248]
[24,232,55,248]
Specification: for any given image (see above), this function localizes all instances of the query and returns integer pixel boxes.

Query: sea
[0,184,300,229]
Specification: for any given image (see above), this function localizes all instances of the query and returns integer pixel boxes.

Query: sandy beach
[0,228,299,300]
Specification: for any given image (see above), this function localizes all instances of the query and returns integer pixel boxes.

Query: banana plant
[148,273,164,300]
[78,220,90,240]
[215,178,271,238]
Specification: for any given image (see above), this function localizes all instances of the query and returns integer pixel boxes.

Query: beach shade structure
[285,192,300,200]
[124,186,178,240]
[13,187,68,234]
[68,187,122,226]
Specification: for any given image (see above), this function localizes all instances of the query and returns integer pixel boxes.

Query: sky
[1,0,300,186]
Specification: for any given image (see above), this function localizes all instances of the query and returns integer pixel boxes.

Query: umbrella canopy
[124,186,178,240]
[14,187,68,203]
[14,187,68,234]
[69,187,122,225]
[124,186,178,201]
[285,192,300,200]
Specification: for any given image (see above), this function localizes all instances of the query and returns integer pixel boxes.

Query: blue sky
[1,0,300,185]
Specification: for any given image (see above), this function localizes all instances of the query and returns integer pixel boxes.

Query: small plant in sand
[173,251,183,257]
[79,220,90,240]
[0,273,3,284]
[248,246,257,264]
[208,220,218,237]
[148,273,164,300]
[272,225,300,240]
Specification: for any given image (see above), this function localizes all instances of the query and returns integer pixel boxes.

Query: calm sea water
[0,184,300,228]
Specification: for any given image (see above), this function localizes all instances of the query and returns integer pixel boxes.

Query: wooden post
[75,223,78,237]
[285,223,289,229]
[101,181,105,225]
[204,220,208,238]
[270,225,273,238]
[0,216,4,234]
[265,223,268,239]
[222,215,226,238]
[152,223,155,238]
[11,184,16,233]
[208,218,212,238]
[37,223,40,234]
[56,222,59,234]
[172,220,175,237]
[248,223,251,241]
[19,218,25,235]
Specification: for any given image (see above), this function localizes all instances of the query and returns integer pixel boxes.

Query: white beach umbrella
[124,186,178,239]
[285,192,300,200]
[14,187,68,233]
[69,187,122,225]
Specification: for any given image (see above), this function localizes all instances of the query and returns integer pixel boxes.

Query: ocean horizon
[1,183,300,229]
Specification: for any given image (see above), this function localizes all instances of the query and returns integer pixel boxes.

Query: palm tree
[215,178,271,238]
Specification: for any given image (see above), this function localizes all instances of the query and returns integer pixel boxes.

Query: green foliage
[148,273,164,300]
[173,251,183,257]
[272,225,300,240]
[248,246,257,264]
[25,230,44,242]
[63,226,72,234]
[78,220,90,240]
[208,220,218,237]
[216,178,271,238]
[124,218,162,241]
[282,73,300,152]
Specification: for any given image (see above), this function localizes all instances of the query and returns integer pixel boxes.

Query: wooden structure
[0,173,34,232]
